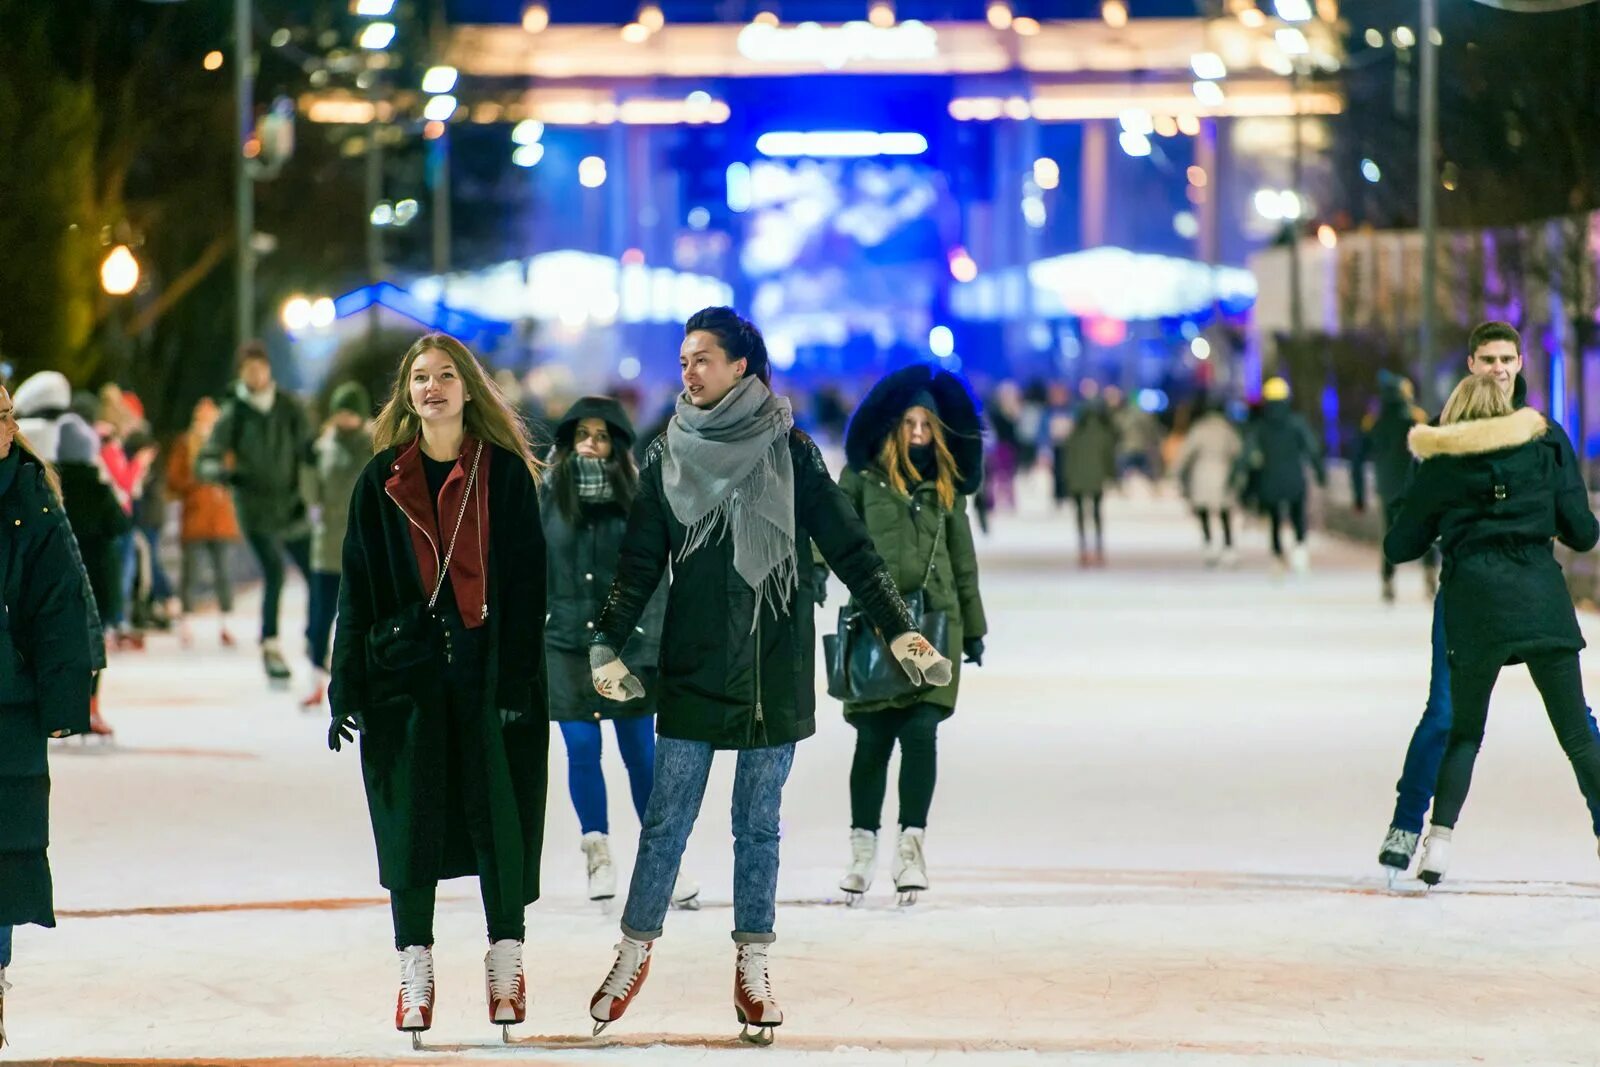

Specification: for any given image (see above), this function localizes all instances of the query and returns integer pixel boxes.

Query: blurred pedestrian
[0,383,105,1050]
[584,307,946,1043]
[1063,383,1119,567]
[1385,373,1600,885]
[166,397,241,648]
[1176,400,1244,568]
[300,382,373,710]
[1110,386,1164,485]
[541,397,696,908]
[14,372,121,739]
[1241,377,1325,573]
[832,364,987,906]
[199,342,313,684]
[328,333,548,1044]
[1352,373,1435,602]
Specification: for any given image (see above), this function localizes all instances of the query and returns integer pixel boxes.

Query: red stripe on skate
[56,897,399,919]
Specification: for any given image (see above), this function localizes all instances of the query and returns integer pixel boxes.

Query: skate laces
[737,944,775,1003]
[399,947,433,1010]
[584,838,612,879]
[850,832,875,865]
[599,939,650,998]
[897,832,925,868]
[485,940,522,1001]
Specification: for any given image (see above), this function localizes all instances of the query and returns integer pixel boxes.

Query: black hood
[554,396,636,452]
[1513,372,1528,410]
[845,364,985,495]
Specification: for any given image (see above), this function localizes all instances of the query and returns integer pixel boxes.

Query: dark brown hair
[1468,321,1521,358]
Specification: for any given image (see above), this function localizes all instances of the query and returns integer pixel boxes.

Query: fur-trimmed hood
[1408,407,1547,460]
[845,364,984,494]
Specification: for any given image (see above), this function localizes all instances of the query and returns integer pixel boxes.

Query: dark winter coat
[330,441,548,903]
[838,364,987,717]
[199,385,312,536]
[1062,403,1120,497]
[543,496,666,722]
[303,424,374,574]
[0,448,100,928]
[594,428,918,750]
[1242,401,1325,505]
[56,461,132,624]
[1385,408,1598,668]
[1353,389,1428,509]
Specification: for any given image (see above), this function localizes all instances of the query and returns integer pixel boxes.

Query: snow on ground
[14,483,1600,1065]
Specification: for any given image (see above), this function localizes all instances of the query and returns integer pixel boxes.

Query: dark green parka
[0,448,101,928]
[836,364,988,718]
[199,384,312,536]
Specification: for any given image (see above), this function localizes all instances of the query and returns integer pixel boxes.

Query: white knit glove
[590,646,646,702]
[890,632,953,688]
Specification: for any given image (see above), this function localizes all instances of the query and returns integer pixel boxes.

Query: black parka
[330,441,549,904]
[1352,386,1429,509]
[1385,407,1598,668]
[594,428,917,750]
[0,449,100,928]
[1242,401,1326,505]
[199,385,312,536]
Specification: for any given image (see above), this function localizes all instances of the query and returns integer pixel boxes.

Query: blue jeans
[1392,593,1600,835]
[0,925,11,967]
[621,737,795,944]
[558,717,657,835]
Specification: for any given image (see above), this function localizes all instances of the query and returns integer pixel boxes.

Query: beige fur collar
[1408,407,1547,460]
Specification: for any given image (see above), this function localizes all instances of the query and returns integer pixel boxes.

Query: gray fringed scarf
[663,376,796,630]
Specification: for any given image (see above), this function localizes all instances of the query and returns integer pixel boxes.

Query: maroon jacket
[383,435,491,629]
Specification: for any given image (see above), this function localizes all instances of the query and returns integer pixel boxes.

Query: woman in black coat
[1385,374,1600,885]
[543,397,687,906]
[585,307,950,1044]
[0,387,102,1050]
[329,333,548,1046]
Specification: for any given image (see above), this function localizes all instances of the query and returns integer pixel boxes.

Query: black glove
[811,563,830,607]
[328,712,361,752]
[963,637,985,666]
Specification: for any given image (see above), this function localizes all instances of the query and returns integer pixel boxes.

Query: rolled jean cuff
[732,929,776,945]
[621,920,662,942]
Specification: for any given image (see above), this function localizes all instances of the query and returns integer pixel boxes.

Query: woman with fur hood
[1385,374,1600,885]
[831,365,987,906]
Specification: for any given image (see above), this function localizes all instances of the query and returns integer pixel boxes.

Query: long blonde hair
[878,406,960,510]
[372,333,543,481]
[1440,375,1515,426]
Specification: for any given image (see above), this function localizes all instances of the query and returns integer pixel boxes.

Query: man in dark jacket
[0,385,103,1050]
[198,342,312,682]
[1377,321,1600,880]
[1352,373,1434,602]
[1243,377,1325,573]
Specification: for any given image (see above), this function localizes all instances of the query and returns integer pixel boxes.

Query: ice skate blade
[896,889,920,907]
[502,1024,512,1044]
[842,890,864,907]
[671,893,701,911]
[739,1024,777,1046]
[410,1031,423,1051]
[592,1020,612,1037]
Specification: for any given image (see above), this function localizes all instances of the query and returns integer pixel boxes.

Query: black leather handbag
[825,514,948,703]
[367,443,481,677]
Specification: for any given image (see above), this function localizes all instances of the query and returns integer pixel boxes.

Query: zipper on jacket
[385,484,442,581]
[753,612,767,746]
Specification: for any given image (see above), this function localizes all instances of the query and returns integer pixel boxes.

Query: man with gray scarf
[585,307,951,1045]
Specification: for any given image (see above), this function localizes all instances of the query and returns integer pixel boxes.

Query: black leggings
[849,704,943,832]
[1196,508,1233,548]
[1432,650,1600,829]
[1073,493,1103,553]
[1266,497,1307,558]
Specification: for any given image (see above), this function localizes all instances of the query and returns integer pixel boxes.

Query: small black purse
[824,513,948,703]
[367,443,481,677]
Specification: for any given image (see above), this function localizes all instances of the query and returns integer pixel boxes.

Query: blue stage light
[755,131,928,158]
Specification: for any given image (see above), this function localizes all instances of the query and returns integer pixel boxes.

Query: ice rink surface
[14,484,1600,1066]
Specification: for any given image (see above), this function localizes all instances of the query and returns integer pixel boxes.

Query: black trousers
[1196,507,1233,548]
[1432,650,1600,829]
[242,528,311,642]
[1266,497,1307,558]
[849,703,943,832]
[390,627,524,949]
[1073,493,1103,553]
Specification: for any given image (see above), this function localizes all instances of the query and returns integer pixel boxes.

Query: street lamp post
[1418,0,1440,404]
[235,0,255,350]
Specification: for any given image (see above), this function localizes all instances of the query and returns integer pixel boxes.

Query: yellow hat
[1262,377,1290,402]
